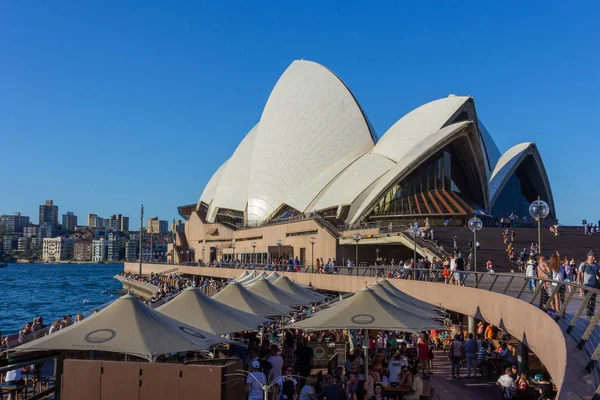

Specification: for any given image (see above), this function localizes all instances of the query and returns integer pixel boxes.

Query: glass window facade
[491,155,552,219]
[366,145,482,219]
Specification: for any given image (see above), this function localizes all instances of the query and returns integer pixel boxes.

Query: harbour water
[0,263,124,335]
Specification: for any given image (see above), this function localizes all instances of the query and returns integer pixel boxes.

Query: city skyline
[1,2,599,225]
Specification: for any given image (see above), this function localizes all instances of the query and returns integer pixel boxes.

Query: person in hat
[246,359,266,400]
[578,251,599,318]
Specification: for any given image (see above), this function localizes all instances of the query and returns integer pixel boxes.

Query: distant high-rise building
[39,223,58,240]
[92,238,107,262]
[107,231,120,262]
[120,216,129,232]
[147,217,168,234]
[125,239,139,261]
[0,212,31,234]
[88,214,106,228]
[39,200,59,228]
[62,212,78,231]
[42,237,75,262]
[106,215,120,231]
[23,224,39,238]
[172,219,184,233]
[73,240,92,262]
[2,235,17,252]
[17,237,31,251]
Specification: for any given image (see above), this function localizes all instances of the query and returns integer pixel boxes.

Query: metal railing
[174,262,600,393]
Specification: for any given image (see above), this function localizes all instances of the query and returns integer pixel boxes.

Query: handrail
[169,262,600,394]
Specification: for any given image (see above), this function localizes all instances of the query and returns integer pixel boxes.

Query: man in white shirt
[246,360,266,400]
[496,367,516,399]
[267,345,284,381]
[387,353,408,383]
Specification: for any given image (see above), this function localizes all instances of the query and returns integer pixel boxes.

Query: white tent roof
[378,279,441,310]
[212,282,292,317]
[368,281,441,319]
[272,276,328,303]
[157,288,267,334]
[235,271,258,283]
[242,271,269,286]
[16,293,229,361]
[288,287,442,332]
[266,272,281,282]
[246,277,309,307]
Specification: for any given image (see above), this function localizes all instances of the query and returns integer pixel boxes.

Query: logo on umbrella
[179,326,206,339]
[84,329,117,344]
[350,314,375,324]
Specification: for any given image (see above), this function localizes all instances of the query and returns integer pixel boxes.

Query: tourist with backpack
[273,365,298,400]
[578,251,600,318]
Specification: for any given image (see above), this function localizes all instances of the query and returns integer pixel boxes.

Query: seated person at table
[398,366,413,390]
[536,373,554,400]
[496,367,516,399]
[403,366,424,400]
[498,342,515,370]
[369,383,387,400]
[387,353,408,384]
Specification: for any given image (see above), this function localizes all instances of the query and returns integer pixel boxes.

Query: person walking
[579,251,599,318]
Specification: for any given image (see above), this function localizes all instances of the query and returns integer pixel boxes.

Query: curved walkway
[124,262,599,398]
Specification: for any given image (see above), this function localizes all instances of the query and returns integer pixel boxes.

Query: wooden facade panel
[101,361,140,400]
[222,360,245,400]
[139,363,181,400]
[62,360,101,400]
[179,365,221,400]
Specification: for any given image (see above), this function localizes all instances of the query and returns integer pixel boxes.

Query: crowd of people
[1,312,88,350]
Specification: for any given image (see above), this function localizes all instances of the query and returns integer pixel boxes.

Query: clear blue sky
[1,1,598,228]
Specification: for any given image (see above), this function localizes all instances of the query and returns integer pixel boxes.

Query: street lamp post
[251,241,257,265]
[190,248,195,264]
[529,198,550,254]
[138,204,144,275]
[186,250,190,263]
[375,248,380,264]
[179,250,183,265]
[215,244,220,264]
[409,225,419,271]
[309,236,317,273]
[353,232,362,276]
[276,239,283,260]
[468,215,483,287]
[231,242,237,265]
[202,245,206,265]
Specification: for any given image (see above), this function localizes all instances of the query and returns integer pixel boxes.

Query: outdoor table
[0,382,26,400]
[383,385,410,400]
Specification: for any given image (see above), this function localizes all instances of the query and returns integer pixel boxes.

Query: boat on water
[0,262,8,268]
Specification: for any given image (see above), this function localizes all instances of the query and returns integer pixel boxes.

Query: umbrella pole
[363,329,368,380]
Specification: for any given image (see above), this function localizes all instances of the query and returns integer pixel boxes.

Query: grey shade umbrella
[379,279,440,310]
[235,271,258,283]
[212,282,292,317]
[266,272,281,282]
[242,271,269,286]
[287,287,443,332]
[157,287,267,334]
[16,293,230,361]
[235,270,250,281]
[368,281,441,320]
[246,277,309,307]
[272,276,327,303]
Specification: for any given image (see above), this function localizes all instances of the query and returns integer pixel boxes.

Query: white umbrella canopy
[246,277,309,307]
[242,271,269,286]
[287,287,443,332]
[379,279,440,310]
[212,282,292,318]
[16,293,230,361]
[266,272,281,282]
[235,270,250,281]
[368,281,441,320]
[272,276,327,303]
[157,287,267,334]
[235,271,258,283]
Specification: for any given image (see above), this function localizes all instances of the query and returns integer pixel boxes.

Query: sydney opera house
[172,60,555,265]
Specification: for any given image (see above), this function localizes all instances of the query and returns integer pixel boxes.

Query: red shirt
[417,341,429,360]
